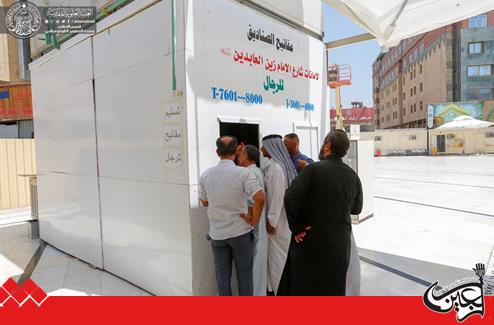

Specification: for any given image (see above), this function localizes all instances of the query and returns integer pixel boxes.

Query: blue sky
[323,5,381,108]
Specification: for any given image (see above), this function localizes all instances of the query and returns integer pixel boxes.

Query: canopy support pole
[325,33,375,49]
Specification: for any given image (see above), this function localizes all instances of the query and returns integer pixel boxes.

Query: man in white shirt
[199,136,265,296]
[237,144,268,296]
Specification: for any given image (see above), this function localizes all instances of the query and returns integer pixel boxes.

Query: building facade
[373,11,494,129]
[459,13,494,101]
[330,101,374,132]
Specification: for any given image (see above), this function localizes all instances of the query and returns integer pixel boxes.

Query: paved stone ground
[356,155,494,295]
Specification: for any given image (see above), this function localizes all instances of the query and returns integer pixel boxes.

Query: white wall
[31,37,103,268]
[31,0,194,295]
[30,0,325,295]
[185,0,325,294]
[361,129,428,156]
[93,0,193,295]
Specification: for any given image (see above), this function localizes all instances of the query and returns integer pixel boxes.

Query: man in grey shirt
[199,136,265,296]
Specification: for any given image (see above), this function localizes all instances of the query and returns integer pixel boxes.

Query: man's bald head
[284,133,300,156]
[216,136,239,158]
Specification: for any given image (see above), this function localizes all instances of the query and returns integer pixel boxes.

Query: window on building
[420,101,423,110]
[468,42,483,54]
[410,105,413,113]
[420,83,423,92]
[479,65,492,76]
[413,69,416,78]
[403,108,406,115]
[414,86,417,95]
[375,136,382,141]
[479,88,494,100]
[469,14,487,28]
[419,65,423,74]
[414,103,417,112]
[410,88,413,96]
[447,133,455,140]
[409,135,417,141]
[468,65,493,77]
[468,66,478,76]
[486,132,494,138]
[465,88,494,100]
[403,92,406,100]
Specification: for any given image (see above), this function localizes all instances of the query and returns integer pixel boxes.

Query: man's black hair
[244,145,260,167]
[216,136,239,157]
[323,130,350,158]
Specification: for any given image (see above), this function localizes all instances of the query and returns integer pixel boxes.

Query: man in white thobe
[346,233,361,295]
[261,134,298,294]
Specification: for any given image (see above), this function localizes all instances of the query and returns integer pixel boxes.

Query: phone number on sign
[211,87,263,104]
[286,99,315,112]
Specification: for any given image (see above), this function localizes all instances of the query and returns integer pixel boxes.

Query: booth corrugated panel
[18,120,34,138]
[0,124,19,139]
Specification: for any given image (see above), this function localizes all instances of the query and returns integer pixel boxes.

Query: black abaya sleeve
[284,164,313,234]
[351,177,363,215]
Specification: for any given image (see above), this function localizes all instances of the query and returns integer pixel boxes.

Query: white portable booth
[30,0,326,295]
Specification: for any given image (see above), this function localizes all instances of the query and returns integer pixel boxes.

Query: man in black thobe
[277,130,363,296]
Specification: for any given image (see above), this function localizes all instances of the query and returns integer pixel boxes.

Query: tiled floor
[1,155,493,296]
[0,222,150,296]
[354,155,494,295]
[0,222,39,283]
[31,245,150,296]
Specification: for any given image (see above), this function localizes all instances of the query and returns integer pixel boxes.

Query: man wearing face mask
[277,130,363,296]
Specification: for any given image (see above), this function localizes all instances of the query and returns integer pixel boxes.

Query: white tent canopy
[436,115,494,130]
[324,0,494,47]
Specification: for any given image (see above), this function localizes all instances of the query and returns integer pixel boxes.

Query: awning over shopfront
[436,115,494,130]
[323,0,494,47]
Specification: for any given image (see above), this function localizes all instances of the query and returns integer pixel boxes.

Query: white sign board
[427,105,434,128]
[350,124,361,140]
[198,0,324,113]
[187,0,325,171]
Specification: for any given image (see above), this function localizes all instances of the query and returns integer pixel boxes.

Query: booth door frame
[217,116,262,148]
[293,122,320,161]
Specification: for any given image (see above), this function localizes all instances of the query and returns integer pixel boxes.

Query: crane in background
[328,64,352,130]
